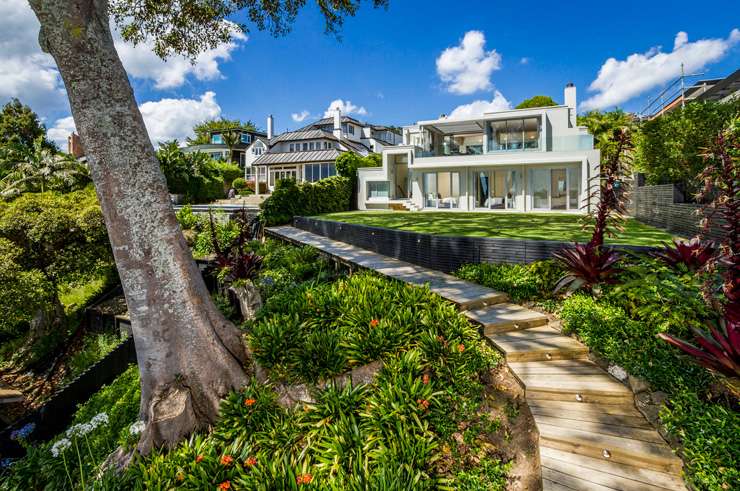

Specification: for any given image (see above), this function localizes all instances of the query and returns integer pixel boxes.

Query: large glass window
[568,167,581,210]
[531,169,550,209]
[269,167,298,187]
[424,172,460,208]
[529,167,580,210]
[475,171,490,208]
[304,163,336,182]
[423,173,437,208]
[490,118,539,151]
[475,169,522,209]
[551,169,567,210]
[367,181,389,198]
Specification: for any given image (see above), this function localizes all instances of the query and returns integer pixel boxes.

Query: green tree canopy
[0,98,54,152]
[577,109,637,150]
[635,99,740,192]
[515,95,558,109]
[186,118,259,145]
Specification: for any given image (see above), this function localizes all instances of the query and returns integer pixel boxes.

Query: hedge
[260,176,351,226]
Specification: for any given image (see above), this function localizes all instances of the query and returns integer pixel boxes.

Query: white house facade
[357,84,600,213]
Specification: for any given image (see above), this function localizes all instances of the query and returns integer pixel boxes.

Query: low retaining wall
[633,184,724,241]
[0,337,136,457]
[292,217,656,272]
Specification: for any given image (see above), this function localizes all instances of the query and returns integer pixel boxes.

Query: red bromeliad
[652,237,717,272]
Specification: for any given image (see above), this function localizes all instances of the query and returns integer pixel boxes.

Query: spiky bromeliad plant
[652,237,717,272]
[209,208,264,319]
[553,128,633,294]
[659,117,740,386]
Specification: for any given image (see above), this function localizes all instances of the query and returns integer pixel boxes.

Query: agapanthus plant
[652,237,717,272]
[554,129,632,293]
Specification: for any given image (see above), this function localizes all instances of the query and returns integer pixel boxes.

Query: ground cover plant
[316,211,673,246]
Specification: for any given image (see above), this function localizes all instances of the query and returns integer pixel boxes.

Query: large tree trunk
[28,0,250,453]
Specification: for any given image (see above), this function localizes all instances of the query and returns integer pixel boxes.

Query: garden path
[267,226,687,491]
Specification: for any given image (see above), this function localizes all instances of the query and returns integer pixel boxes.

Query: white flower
[65,422,94,438]
[51,438,71,457]
[129,421,146,436]
[90,412,109,428]
[608,364,628,381]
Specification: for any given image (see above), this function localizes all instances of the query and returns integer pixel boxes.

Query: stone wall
[633,184,724,241]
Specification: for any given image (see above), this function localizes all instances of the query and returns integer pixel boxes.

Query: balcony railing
[551,134,594,151]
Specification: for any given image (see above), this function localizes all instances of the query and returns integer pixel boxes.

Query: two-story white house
[357,84,600,213]
[251,112,402,195]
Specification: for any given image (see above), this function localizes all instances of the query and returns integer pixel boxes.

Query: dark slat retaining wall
[292,217,656,272]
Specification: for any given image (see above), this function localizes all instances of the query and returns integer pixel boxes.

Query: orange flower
[218,481,231,490]
[244,397,256,406]
[457,343,465,353]
[417,399,430,410]
[176,471,185,482]
[220,454,234,466]
[296,473,313,485]
[422,373,430,385]
[369,318,379,328]
[244,456,257,467]
[195,455,204,463]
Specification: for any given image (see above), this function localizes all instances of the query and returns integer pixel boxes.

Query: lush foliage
[455,260,563,303]
[334,151,381,178]
[636,99,740,191]
[186,118,258,146]
[577,109,637,150]
[176,207,241,258]
[260,176,351,226]
[652,237,717,272]
[552,244,622,294]
[209,209,263,285]
[65,331,123,382]
[515,95,557,109]
[156,141,241,203]
[0,99,55,180]
[0,365,141,490]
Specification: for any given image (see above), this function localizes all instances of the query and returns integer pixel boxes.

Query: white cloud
[0,0,67,111]
[324,99,368,118]
[582,29,740,111]
[48,91,222,148]
[436,30,502,95]
[519,57,530,65]
[0,0,244,116]
[291,110,310,122]
[447,91,512,119]
[113,23,246,90]
[47,116,77,149]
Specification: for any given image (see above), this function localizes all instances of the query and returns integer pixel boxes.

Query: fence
[632,183,724,241]
[291,217,656,273]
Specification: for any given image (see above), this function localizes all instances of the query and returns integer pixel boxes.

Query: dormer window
[240,133,252,144]
[211,133,223,144]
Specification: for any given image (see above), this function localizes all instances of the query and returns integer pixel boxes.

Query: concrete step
[487,332,589,362]
[537,420,683,474]
[541,447,687,490]
[465,303,549,334]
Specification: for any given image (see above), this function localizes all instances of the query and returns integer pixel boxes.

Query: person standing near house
[227,187,236,199]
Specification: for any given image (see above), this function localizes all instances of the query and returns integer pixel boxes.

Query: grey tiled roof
[253,149,342,166]
[269,129,337,144]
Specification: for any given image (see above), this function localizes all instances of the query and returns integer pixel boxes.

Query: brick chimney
[67,132,84,158]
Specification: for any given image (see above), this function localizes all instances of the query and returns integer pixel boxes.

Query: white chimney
[564,83,577,127]
[267,114,274,140]
[333,108,342,140]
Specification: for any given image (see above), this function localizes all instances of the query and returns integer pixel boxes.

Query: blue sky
[1,0,739,147]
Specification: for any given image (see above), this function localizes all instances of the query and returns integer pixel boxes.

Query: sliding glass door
[474,169,522,210]
[528,167,581,211]
[423,171,460,208]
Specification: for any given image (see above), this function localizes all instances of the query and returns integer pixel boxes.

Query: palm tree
[0,137,89,198]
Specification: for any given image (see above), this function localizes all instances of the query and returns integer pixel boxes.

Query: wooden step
[508,359,604,376]
[528,400,651,429]
[515,370,634,405]
[533,414,665,444]
[537,421,683,474]
[465,303,549,333]
[487,333,588,362]
[0,389,23,405]
[541,447,687,491]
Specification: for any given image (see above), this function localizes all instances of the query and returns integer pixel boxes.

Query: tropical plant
[515,95,557,109]
[553,129,632,293]
[1,136,89,198]
[220,129,241,164]
[658,316,740,379]
[652,237,717,272]
[210,208,263,285]
[577,109,637,150]
[187,118,258,146]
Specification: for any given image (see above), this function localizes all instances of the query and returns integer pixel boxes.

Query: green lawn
[315,211,676,247]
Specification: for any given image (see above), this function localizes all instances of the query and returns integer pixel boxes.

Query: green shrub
[455,260,563,303]
[260,176,351,226]
[231,177,247,191]
[213,162,242,191]
[175,204,199,230]
[1,365,140,490]
[65,332,124,382]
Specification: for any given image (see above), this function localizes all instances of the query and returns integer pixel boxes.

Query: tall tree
[0,99,56,179]
[26,0,388,453]
[186,118,258,146]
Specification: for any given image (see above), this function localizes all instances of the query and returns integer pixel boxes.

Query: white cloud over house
[48,91,222,148]
[581,29,740,111]
[291,110,311,122]
[436,30,502,95]
[324,99,368,118]
[447,91,512,119]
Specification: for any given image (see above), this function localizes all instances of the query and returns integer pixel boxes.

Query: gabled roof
[253,149,342,166]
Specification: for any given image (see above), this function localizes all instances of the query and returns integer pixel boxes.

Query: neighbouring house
[183,127,268,170]
[357,83,600,213]
[250,112,402,195]
[650,68,740,118]
[67,132,85,159]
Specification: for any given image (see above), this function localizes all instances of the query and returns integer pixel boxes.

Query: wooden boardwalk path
[267,226,687,490]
